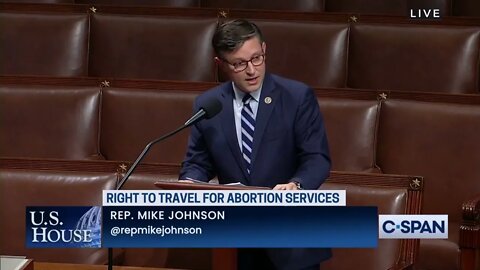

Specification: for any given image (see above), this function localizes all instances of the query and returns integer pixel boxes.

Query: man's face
[217,37,266,93]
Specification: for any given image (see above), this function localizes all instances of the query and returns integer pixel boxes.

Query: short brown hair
[212,19,264,57]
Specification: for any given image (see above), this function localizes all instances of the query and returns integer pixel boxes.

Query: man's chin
[239,79,262,93]
[239,85,258,93]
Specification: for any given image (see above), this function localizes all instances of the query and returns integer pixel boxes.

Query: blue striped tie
[241,94,255,174]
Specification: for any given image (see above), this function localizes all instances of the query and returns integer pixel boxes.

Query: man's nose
[245,61,256,74]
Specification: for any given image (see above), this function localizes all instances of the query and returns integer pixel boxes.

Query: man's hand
[273,182,299,190]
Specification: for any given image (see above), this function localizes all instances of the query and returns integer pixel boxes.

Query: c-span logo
[379,215,448,239]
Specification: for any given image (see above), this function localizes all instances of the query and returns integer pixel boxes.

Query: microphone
[107,97,221,270]
[184,97,223,126]
[115,97,222,191]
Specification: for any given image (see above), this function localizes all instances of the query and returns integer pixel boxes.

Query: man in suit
[179,19,331,270]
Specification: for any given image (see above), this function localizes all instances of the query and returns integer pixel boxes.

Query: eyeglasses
[222,54,265,72]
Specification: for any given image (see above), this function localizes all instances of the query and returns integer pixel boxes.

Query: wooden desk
[35,262,183,270]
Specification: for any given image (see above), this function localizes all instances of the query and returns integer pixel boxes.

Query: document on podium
[224,182,245,186]
[0,255,33,270]
[157,179,268,190]
[183,178,245,186]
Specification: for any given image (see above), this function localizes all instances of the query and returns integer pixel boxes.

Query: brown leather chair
[347,24,480,93]
[318,97,380,172]
[0,12,89,76]
[320,171,423,270]
[202,0,324,11]
[100,88,197,164]
[255,20,349,88]
[0,169,118,263]
[0,85,102,159]
[89,14,217,82]
[377,99,480,270]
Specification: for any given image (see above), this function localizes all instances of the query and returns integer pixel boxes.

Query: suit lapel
[250,74,278,172]
[220,84,250,180]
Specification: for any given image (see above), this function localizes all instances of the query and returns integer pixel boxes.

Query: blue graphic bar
[102,206,378,248]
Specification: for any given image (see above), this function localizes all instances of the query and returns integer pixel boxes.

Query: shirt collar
[232,82,263,106]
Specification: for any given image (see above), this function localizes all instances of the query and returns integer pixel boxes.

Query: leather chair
[0,169,118,263]
[377,99,480,270]
[0,12,89,76]
[318,97,380,172]
[254,20,349,88]
[320,172,423,270]
[347,24,480,93]
[0,85,102,159]
[100,88,197,164]
[320,183,407,269]
[89,14,217,82]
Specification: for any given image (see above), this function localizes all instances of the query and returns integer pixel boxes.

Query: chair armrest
[460,193,480,249]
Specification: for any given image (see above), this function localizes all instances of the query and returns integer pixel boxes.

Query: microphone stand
[116,124,189,191]
[107,122,196,270]
[105,96,221,269]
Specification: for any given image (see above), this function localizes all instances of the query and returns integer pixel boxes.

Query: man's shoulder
[270,74,310,92]
[269,74,312,101]
[195,82,230,104]
[270,74,312,96]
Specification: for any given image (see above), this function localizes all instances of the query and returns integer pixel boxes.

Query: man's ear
[262,42,267,54]
[214,56,227,81]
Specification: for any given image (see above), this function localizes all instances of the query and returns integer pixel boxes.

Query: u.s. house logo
[26,206,102,248]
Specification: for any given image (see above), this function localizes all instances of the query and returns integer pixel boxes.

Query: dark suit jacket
[179,73,332,269]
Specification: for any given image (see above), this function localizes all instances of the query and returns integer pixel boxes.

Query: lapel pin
[264,97,272,104]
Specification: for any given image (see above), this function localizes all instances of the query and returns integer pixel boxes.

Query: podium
[154,181,268,270]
